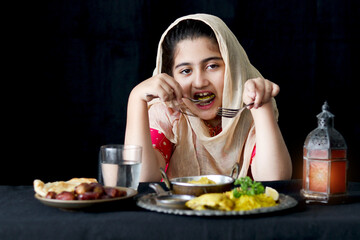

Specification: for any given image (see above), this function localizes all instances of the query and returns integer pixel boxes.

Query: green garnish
[232,176,265,198]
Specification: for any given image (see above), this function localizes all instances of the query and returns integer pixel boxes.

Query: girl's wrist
[130,84,148,103]
[250,101,276,122]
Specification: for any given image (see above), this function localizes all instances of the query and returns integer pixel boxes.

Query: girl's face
[172,37,225,121]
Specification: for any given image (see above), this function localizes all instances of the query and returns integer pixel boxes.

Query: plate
[136,193,298,216]
[35,187,137,211]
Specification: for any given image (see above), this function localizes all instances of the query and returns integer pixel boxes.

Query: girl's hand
[135,73,184,104]
[243,77,280,109]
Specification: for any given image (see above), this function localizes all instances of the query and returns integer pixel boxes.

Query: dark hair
[161,19,218,76]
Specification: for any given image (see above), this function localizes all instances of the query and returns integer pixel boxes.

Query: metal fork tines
[145,94,208,103]
[145,94,198,117]
[184,97,203,103]
[217,103,254,118]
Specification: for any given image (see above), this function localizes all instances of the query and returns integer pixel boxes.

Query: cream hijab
[149,14,278,178]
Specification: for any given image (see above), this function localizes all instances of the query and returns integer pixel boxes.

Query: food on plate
[265,186,279,201]
[54,191,76,200]
[185,193,234,211]
[185,177,278,211]
[34,178,126,200]
[34,178,98,197]
[225,192,277,211]
[74,182,93,195]
[188,177,216,185]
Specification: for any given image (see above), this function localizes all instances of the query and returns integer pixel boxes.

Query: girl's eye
[207,64,219,70]
[180,69,192,75]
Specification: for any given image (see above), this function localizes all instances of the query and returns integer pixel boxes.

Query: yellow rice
[186,191,278,211]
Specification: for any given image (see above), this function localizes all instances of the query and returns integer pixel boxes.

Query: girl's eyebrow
[174,56,223,69]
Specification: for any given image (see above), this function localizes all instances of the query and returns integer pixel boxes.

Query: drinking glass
[99,144,142,189]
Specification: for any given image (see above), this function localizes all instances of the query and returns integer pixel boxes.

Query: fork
[145,94,198,117]
[145,94,208,103]
[217,102,254,118]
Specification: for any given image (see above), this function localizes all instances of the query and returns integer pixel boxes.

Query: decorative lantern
[301,102,347,203]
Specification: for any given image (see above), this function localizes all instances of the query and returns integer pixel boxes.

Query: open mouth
[194,92,216,106]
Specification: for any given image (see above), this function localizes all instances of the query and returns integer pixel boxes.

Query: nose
[193,69,209,88]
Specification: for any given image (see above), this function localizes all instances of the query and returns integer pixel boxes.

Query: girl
[125,14,292,182]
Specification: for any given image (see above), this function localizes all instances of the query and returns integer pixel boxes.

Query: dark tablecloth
[0,180,359,240]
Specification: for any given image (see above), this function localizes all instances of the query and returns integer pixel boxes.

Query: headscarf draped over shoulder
[149,14,278,178]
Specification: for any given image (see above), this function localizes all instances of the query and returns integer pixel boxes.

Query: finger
[262,80,280,105]
[151,74,178,102]
[157,84,176,102]
[161,74,184,103]
[244,79,256,102]
[272,83,280,97]
[253,80,264,108]
[170,82,184,104]
[145,93,156,102]
[262,80,273,104]
[147,79,172,102]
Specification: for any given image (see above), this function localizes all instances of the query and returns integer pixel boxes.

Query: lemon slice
[265,186,279,201]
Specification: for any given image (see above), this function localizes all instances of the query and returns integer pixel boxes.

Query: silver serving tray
[136,193,298,216]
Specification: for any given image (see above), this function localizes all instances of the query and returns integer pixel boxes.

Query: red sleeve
[247,145,256,179]
[250,145,256,165]
[150,128,174,165]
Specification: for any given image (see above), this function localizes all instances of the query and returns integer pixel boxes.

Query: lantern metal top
[304,101,347,150]
[316,101,334,128]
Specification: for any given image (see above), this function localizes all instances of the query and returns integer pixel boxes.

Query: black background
[5,0,360,185]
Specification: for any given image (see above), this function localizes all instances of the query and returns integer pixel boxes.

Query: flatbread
[33,178,98,197]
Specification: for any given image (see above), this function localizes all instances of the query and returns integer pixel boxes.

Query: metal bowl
[160,163,239,197]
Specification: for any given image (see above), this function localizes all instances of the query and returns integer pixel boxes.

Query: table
[1,180,359,240]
